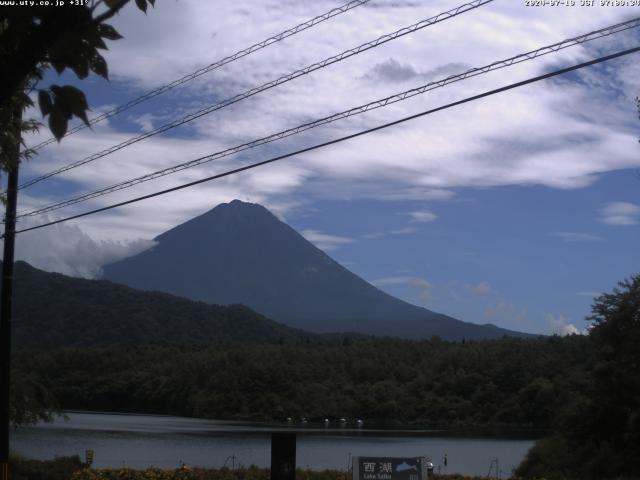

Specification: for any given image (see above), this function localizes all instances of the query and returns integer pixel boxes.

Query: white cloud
[365,58,472,84]
[361,232,385,239]
[371,275,432,301]
[16,0,640,243]
[598,202,640,226]
[551,231,602,242]
[406,210,437,223]
[362,226,417,239]
[390,227,417,235]
[467,280,492,296]
[12,219,155,279]
[300,229,353,251]
[545,313,583,336]
[366,58,419,83]
[131,113,157,133]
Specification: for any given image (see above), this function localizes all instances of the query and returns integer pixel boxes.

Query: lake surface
[12,411,537,477]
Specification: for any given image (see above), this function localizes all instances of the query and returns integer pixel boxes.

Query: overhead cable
[12,45,640,236]
[18,0,495,190]
[17,17,640,219]
[27,0,373,152]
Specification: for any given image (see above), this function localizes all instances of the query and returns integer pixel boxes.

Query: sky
[9,0,640,335]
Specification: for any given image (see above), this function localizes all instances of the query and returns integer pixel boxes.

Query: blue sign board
[352,456,427,480]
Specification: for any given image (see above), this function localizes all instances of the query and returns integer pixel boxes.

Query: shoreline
[52,409,545,439]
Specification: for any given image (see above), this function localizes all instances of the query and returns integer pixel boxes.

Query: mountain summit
[102,200,528,340]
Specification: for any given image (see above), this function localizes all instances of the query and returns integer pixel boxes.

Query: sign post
[0,107,21,480]
[271,433,296,480]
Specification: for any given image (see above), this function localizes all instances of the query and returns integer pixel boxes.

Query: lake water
[12,411,537,477]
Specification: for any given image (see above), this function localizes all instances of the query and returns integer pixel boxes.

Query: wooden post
[0,159,18,479]
[270,433,296,480]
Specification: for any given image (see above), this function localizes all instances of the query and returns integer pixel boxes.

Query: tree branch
[91,0,130,26]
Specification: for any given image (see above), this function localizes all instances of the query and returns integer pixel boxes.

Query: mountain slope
[7,261,315,351]
[102,200,530,340]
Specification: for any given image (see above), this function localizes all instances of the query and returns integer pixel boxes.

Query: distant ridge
[102,200,532,341]
[6,261,316,351]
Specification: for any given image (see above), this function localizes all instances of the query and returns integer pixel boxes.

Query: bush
[69,467,488,480]
[9,453,85,480]
[70,467,353,480]
[6,457,491,480]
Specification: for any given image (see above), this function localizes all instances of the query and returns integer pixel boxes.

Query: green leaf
[48,109,67,141]
[38,90,52,116]
[86,27,108,50]
[50,59,66,75]
[97,24,123,41]
[18,91,34,108]
[147,0,155,6]
[70,54,89,79]
[94,37,108,50]
[71,105,90,127]
[59,86,90,126]
[135,0,147,13]
[90,52,109,80]
[47,85,91,135]
[48,31,82,74]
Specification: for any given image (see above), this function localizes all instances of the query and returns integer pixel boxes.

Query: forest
[14,335,590,429]
[11,274,640,479]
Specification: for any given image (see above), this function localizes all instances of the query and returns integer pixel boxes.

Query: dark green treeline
[15,335,590,428]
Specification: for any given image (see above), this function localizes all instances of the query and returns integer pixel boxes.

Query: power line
[12,45,640,236]
[17,17,640,219]
[18,0,495,190]
[27,0,373,152]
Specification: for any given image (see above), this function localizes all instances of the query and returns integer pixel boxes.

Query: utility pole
[0,107,21,480]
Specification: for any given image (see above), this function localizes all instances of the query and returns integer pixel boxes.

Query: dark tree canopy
[1,0,156,423]
[517,274,640,479]
[16,335,592,429]
[0,0,155,172]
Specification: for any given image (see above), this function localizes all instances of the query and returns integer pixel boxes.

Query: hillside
[102,200,530,341]
[6,261,316,351]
